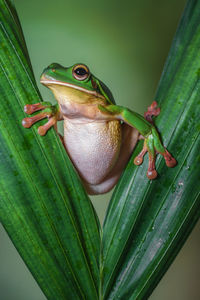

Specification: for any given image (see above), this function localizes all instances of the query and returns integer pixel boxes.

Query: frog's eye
[72,64,90,81]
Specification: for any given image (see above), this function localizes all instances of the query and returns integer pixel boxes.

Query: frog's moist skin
[22,63,176,195]
[42,77,139,194]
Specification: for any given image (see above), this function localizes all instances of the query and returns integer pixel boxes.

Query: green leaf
[102,1,200,299]
[1,0,200,299]
[0,1,100,299]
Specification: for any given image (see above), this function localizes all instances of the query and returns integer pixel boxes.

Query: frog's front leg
[22,102,63,136]
[99,103,176,179]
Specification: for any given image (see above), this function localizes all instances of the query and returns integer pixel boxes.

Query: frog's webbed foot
[134,128,177,179]
[22,102,62,136]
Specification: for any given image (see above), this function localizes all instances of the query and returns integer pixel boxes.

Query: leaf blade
[0,1,100,299]
[102,1,200,298]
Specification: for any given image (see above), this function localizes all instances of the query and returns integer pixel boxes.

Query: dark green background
[0,0,199,299]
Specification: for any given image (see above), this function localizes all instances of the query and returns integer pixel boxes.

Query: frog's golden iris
[72,64,90,81]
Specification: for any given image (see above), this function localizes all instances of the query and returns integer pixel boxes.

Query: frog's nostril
[41,63,65,79]
[42,64,58,76]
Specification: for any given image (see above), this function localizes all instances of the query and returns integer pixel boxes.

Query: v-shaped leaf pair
[0,1,199,299]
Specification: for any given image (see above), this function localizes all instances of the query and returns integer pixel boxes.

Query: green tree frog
[22,63,176,195]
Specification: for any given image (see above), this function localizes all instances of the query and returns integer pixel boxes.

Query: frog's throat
[40,79,105,100]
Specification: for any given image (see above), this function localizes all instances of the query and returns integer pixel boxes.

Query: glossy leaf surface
[102,1,200,299]
[0,1,100,299]
[0,0,200,300]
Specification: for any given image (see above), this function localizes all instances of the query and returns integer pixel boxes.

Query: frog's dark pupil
[75,68,87,76]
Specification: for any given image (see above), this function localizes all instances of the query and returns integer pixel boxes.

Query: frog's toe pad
[134,156,143,165]
[38,126,47,136]
[147,169,157,180]
[163,149,177,168]
[134,144,148,166]
[38,117,56,136]
[22,117,33,128]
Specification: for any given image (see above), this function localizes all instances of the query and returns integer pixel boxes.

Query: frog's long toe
[134,141,158,179]
[134,142,147,165]
[24,103,47,114]
[38,117,57,136]
[147,156,158,179]
[162,149,177,168]
[22,112,49,128]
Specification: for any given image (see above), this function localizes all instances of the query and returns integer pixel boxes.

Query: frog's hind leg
[152,127,177,168]
[134,101,160,179]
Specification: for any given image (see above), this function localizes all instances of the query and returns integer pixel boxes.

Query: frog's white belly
[63,119,122,185]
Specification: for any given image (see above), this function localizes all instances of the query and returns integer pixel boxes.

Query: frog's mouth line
[40,79,105,100]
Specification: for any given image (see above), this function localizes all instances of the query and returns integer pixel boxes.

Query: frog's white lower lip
[40,79,105,100]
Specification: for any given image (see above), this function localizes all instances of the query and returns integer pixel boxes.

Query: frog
[22,63,176,195]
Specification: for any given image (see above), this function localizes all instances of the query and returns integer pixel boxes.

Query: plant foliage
[0,0,199,299]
